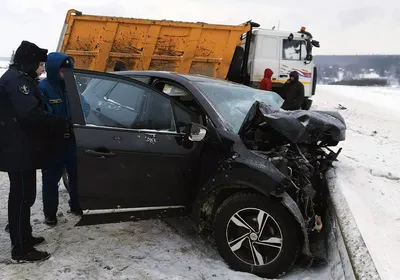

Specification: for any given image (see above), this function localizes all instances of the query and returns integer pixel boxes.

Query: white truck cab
[252,27,319,109]
[228,24,320,110]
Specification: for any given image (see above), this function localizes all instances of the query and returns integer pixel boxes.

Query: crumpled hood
[45,52,71,85]
[238,101,346,144]
[264,68,273,78]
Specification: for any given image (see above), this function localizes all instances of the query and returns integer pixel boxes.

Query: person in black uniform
[280,71,305,111]
[0,41,67,262]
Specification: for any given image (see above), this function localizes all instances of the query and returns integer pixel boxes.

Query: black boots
[44,217,58,226]
[11,236,48,262]
[12,247,50,262]
[28,236,45,246]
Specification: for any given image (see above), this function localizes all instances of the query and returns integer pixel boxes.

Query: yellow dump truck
[57,9,250,79]
[57,9,320,109]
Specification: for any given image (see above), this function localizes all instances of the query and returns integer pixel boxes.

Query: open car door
[63,68,203,223]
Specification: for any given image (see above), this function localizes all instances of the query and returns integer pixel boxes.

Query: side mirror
[185,123,207,142]
[312,40,320,48]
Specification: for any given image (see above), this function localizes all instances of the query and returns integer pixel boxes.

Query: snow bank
[0,60,9,69]
[314,85,400,280]
[318,85,400,118]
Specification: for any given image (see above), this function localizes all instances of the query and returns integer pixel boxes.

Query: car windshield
[195,81,284,133]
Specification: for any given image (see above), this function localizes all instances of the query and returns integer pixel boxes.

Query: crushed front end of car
[238,101,347,264]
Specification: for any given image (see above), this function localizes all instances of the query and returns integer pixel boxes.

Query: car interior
[151,79,206,127]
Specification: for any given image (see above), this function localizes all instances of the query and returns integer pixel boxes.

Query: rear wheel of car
[213,193,300,278]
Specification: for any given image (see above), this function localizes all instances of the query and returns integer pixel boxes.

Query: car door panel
[74,126,200,210]
[64,69,203,213]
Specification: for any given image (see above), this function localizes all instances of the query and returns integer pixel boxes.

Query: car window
[151,80,204,116]
[153,81,192,100]
[75,72,176,131]
[106,82,143,110]
[128,76,150,84]
[173,103,199,132]
[282,39,303,61]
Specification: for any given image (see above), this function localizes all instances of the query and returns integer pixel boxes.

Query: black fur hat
[13,40,48,66]
[289,71,299,80]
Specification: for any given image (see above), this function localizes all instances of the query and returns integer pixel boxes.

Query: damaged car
[63,69,346,278]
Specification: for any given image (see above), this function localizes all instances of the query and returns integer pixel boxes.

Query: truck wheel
[62,168,70,192]
[213,193,300,278]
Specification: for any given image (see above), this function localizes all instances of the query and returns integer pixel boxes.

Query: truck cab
[245,27,319,110]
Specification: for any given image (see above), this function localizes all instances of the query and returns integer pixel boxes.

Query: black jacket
[0,65,66,171]
[280,79,305,110]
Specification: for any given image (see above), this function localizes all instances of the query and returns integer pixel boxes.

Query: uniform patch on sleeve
[18,85,30,95]
[49,99,63,104]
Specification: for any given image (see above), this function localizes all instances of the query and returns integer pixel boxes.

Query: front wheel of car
[213,193,300,278]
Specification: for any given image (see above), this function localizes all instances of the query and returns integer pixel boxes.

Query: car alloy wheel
[226,208,283,266]
[213,193,300,278]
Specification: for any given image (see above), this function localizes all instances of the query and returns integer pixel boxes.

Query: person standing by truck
[39,52,90,226]
[0,40,68,262]
[259,68,273,91]
[113,61,127,71]
[280,71,305,110]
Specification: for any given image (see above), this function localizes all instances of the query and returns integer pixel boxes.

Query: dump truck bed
[57,9,250,79]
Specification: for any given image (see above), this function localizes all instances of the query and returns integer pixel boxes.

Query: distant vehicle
[57,9,320,109]
[62,68,345,278]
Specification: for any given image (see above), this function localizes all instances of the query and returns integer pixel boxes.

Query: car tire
[213,193,300,278]
[62,168,70,192]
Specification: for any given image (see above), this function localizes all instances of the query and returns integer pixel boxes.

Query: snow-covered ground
[313,85,400,280]
[0,61,9,69]
[1,64,399,279]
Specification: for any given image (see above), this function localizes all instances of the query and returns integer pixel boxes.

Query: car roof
[110,70,248,87]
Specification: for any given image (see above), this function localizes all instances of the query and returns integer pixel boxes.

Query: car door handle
[280,75,288,78]
[85,149,115,159]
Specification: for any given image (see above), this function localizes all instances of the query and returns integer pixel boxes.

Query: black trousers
[8,170,36,254]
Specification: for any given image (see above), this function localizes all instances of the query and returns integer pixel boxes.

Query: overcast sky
[0,0,399,57]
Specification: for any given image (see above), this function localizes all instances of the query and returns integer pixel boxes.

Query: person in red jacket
[260,68,273,91]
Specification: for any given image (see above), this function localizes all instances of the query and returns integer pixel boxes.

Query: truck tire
[213,193,300,278]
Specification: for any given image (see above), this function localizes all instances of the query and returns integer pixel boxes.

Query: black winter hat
[61,56,75,69]
[13,40,48,66]
[289,71,299,79]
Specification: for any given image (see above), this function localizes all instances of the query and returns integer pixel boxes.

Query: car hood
[238,101,346,144]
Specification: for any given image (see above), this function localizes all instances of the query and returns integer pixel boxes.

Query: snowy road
[313,85,400,280]
[0,174,333,280]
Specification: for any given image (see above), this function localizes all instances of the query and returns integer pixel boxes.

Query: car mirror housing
[186,123,208,142]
